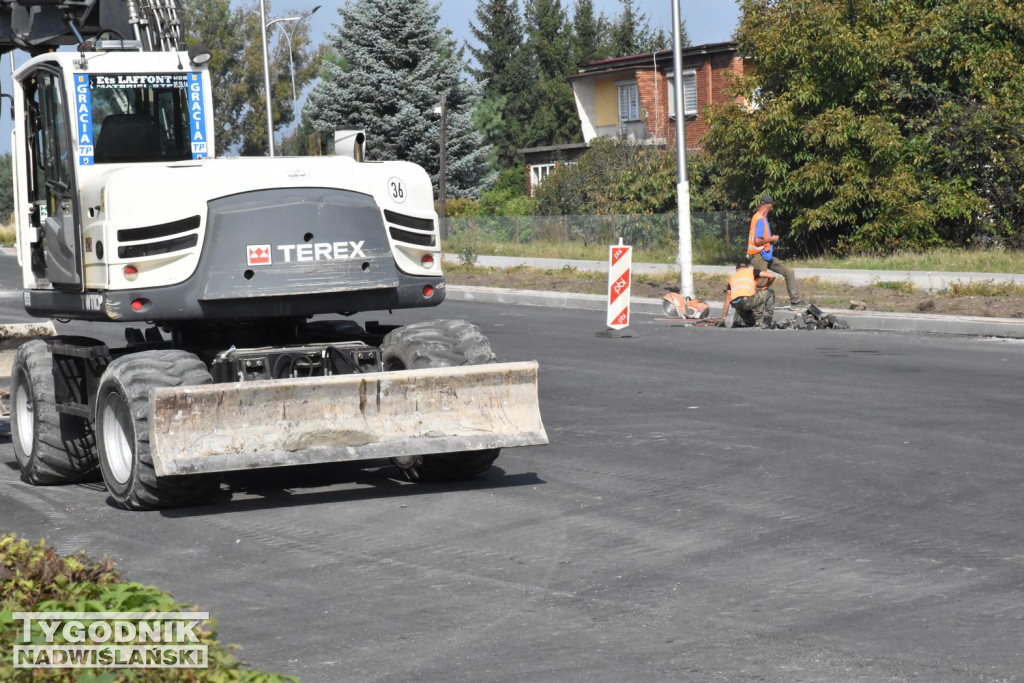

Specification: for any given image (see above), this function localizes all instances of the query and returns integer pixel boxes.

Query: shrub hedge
[0,534,296,682]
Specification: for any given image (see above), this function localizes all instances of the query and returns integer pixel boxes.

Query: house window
[530,163,557,195]
[616,81,640,130]
[748,87,763,111]
[667,70,697,118]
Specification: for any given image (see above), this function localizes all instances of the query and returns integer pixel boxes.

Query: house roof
[568,41,740,80]
[517,142,590,156]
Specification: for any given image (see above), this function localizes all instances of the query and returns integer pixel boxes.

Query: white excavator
[1,0,547,509]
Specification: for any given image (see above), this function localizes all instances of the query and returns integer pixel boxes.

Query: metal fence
[444,212,749,251]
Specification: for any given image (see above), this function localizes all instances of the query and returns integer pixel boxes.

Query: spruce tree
[523,0,582,146]
[469,0,526,101]
[571,0,609,66]
[468,0,536,167]
[607,0,673,55]
[305,0,490,197]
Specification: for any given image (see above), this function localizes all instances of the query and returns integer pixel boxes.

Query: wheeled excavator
[1,0,547,509]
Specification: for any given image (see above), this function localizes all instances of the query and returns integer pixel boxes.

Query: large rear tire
[382,320,501,481]
[10,340,98,485]
[95,351,221,510]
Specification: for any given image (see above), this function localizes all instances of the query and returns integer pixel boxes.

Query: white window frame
[666,70,698,119]
[530,163,557,195]
[616,80,641,128]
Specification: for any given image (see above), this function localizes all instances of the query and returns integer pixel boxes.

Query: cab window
[91,74,193,163]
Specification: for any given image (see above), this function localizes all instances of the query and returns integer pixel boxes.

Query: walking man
[721,262,776,329]
[748,193,805,307]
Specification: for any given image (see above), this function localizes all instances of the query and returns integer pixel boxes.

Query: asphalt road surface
[1,268,1023,680]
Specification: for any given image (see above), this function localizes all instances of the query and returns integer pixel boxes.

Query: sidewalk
[444,255,1024,340]
[450,254,1024,289]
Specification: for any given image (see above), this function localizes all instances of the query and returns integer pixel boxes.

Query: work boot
[790,297,807,307]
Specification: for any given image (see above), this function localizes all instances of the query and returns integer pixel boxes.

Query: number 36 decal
[388,177,407,203]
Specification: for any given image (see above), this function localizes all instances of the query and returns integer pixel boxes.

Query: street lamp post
[259,0,274,156]
[672,0,694,298]
[261,4,321,156]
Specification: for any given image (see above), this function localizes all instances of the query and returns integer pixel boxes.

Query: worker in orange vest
[721,262,777,328]
[748,193,806,307]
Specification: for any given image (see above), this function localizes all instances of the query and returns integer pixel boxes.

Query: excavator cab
[10,48,214,304]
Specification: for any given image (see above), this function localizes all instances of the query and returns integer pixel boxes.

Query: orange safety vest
[747,209,771,256]
[728,267,757,299]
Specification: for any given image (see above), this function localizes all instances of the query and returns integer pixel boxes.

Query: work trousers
[749,252,802,304]
[731,289,775,328]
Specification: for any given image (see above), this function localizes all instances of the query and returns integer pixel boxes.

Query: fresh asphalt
[445,254,1024,339]
[2,299,1023,681]
[2,253,1024,680]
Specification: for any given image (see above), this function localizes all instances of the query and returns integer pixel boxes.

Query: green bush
[441,196,480,218]
[492,166,527,196]
[477,188,536,217]
[0,534,296,682]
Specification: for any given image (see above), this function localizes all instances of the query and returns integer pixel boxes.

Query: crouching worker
[721,262,776,329]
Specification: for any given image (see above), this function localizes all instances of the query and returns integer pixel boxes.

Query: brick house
[521,42,748,195]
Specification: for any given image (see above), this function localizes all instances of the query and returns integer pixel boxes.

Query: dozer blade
[150,361,547,476]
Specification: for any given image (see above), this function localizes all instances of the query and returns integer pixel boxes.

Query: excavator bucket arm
[0,0,181,55]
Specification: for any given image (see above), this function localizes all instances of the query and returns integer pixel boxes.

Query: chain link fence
[444,212,749,253]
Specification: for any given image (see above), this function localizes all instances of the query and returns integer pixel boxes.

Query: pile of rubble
[771,304,850,331]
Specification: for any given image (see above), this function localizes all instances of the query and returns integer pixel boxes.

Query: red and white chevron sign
[606,241,632,329]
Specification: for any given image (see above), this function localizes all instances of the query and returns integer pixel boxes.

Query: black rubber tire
[10,340,98,485]
[381,319,496,370]
[389,449,501,482]
[95,350,221,510]
[381,320,500,481]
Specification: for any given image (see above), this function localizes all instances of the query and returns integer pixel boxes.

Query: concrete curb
[447,285,1024,339]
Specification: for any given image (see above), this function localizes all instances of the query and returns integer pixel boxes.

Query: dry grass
[796,247,1024,274]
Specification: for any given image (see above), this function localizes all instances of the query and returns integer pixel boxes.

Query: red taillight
[422,285,434,298]
[130,299,149,312]
[421,254,435,269]
[123,265,139,282]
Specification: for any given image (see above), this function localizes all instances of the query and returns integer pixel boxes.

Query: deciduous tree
[0,153,13,222]
[183,0,319,156]
[699,0,1024,254]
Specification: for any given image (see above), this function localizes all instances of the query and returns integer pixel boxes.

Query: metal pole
[264,6,320,151]
[259,0,275,156]
[284,24,297,103]
[672,0,694,298]
[438,92,448,240]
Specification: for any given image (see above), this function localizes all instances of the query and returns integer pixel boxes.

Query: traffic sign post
[606,239,632,330]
